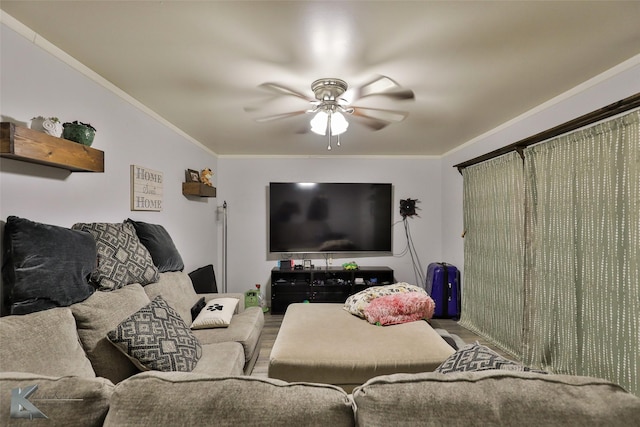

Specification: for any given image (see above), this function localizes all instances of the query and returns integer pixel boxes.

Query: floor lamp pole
[222,200,228,293]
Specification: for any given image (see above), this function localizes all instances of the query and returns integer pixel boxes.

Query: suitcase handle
[439,262,460,319]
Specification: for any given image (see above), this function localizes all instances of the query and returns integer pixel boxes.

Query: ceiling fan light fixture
[331,111,349,135]
[310,110,329,135]
[310,110,349,137]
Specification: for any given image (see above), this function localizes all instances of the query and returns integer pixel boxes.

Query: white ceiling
[2,1,639,156]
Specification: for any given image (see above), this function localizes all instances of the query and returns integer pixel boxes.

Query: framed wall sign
[131,165,163,211]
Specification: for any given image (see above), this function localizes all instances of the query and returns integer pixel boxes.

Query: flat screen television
[269,182,393,254]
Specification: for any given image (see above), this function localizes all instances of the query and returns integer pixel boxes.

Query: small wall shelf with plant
[0,122,104,172]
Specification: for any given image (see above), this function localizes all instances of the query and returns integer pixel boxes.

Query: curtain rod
[454,92,640,174]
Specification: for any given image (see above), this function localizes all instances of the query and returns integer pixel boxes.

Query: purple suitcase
[425,262,461,319]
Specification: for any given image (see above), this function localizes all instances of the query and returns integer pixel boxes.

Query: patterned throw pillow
[72,222,159,290]
[107,296,202,372]
[363,292,435,326]
[435,342,547,374]
[190,298,239,329]
[344,282,427,318]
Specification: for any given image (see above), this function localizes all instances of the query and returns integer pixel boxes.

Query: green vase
[62,123,96,146]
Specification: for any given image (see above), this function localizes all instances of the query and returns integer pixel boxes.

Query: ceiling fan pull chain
[336,133,341,147]
[327,113,333,150]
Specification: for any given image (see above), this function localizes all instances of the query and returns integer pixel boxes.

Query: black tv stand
[270,266,394,314]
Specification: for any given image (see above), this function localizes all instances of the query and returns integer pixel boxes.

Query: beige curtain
[460,152,525,358]
[522,110,639,395]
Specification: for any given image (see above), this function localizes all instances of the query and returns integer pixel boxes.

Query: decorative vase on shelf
[62,121,96,146]
[31,116,62,137]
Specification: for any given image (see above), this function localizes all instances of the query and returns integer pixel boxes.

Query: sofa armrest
[199,293,245,312]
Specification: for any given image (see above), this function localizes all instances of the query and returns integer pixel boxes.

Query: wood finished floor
[251,311,510,379]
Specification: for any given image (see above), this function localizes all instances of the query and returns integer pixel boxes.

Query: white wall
[440,57,640,280]
[216,156,442,294]
[0,23,219,273]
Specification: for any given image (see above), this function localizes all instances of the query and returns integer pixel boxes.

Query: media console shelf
[270,266,394,314]
[0,122,105,172]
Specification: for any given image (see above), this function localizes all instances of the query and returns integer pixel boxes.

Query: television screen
[269,182,393,253]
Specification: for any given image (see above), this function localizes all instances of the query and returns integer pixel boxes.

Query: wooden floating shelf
[0,122,104,172]
[182,182,216,197]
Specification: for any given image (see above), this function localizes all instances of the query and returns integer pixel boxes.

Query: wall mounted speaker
[400,198,418,218]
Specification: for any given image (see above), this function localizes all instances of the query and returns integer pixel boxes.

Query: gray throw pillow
[2,216,96,314]
[107,296,202,372]
[126,219,184,272]
[72,222,159,290]
[435,341,546,374]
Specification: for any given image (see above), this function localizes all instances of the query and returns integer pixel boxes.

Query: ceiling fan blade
[243,105,263,113]
[354,117,391,131]
[373,88,415,101]
[257,82,313,101]
[253,110,308,123]
[352,106,409,123]
[351,75,414,101]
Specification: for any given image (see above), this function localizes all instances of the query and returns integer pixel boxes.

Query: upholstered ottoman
[268,303,456,392]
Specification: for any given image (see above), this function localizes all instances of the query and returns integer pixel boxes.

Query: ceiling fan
[245,75,415,150]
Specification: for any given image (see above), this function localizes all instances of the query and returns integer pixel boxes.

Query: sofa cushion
[191,342,245,376]
[107,296,202,372]
[126,219,184,272]
[192,306,264,363]
[143,271,199,325]
[191,297,239,329]
[71,284,150,383]
[103,372,355,427]
[352,370,640,426]
[2,216,95,315]
[363,292,435,325]
[435,341,546,374]
[344,282,426,318]
[0,307,96,378]
[0,372,113,427]
[71,222,159,290]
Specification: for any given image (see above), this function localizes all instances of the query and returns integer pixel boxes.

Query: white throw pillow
[191,298,239,329]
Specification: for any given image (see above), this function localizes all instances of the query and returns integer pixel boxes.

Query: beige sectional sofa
[3,276,640,426]
[2,278,640,426]
[2,216,640,425]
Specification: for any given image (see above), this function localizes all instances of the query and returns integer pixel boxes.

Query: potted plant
[31,116,62,137]
[62,121,96,146]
